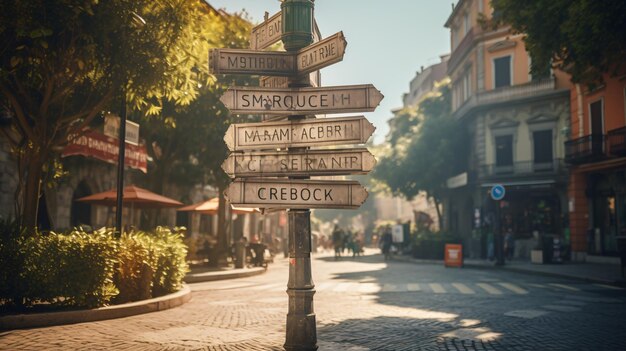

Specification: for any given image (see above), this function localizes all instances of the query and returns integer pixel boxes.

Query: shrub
[1,228,118,308]
[151,227,189,297]
[0,218,27,306]
[1,226,189,310]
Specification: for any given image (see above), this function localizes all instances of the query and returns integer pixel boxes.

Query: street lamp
[115,11,145,236]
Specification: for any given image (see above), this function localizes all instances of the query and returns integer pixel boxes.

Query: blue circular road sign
[490,184,506,201]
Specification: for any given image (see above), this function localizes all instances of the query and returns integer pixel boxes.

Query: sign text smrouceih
[249,11,282,50]
[223,116,375,151]
[222,148,376,178]
[225,179,368,209]
[220,84,383,115]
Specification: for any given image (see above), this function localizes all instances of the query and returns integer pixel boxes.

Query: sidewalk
[392,254,625,286]
[1,264,267,330]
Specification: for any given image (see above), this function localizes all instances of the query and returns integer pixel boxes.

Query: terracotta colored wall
[568,171,589,253]
[576,74,626,135]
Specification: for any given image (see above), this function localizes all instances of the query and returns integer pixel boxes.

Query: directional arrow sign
[249,11,282,51]
[296,32,346,75]
[222,148,376,178]
[211,32,346,77]
[225,179,368,210]
[220,84,383,115]
[223,116,375,151]
[210,50,295,76]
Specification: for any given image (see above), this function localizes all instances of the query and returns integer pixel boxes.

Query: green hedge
[0,224,189,310]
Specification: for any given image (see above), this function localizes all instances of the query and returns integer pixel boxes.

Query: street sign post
[223,116,376,151]
[490,184,506,201]
[225,179,368,210]
[219,84,383,115]
[221,148,376,178]
[210,32,346,76]
[249,11,282,50]
[213,2,381,349]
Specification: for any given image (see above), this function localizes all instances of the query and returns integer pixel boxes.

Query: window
[590,99,604,135]
[464,13,471,35]
[533,130,553,165]
[493,56,512,88]
[495,135,513,167]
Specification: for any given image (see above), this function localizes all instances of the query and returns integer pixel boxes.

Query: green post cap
[281,0,314,52]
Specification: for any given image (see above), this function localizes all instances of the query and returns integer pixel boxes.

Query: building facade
[444,0,572,259]
[566,75,626,262]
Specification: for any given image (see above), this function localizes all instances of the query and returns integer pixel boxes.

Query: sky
[209,0,452,143]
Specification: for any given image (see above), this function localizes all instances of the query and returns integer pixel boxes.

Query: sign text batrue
[225,179,368,209]
[222,148,376,178]
[223,116,375,151]
[220,84,383,115]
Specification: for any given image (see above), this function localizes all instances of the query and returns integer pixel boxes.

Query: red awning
[62,129,148,173]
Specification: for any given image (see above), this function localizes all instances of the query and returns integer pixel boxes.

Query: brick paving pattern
[1,252,625,350]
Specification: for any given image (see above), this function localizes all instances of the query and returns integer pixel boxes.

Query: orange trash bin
[444,244,463,267]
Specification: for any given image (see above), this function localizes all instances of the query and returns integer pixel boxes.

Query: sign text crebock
[225,179,368,209]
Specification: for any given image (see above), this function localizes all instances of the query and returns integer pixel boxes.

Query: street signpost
[219,84,383,115]
[249,11,282,50]
[213,2,382,349]
[225,179,368,210]
[223,116,376,151]
[210,32,346,76]
[221,148,376,178]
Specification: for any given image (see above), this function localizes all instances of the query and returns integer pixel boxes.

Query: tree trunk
[21,151,44,232]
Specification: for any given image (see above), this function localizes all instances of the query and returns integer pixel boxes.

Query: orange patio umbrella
[76,185,183,208]
[75,185,183,226]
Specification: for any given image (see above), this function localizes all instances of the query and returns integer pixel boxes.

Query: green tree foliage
[373,81,468,228]
[490,0,626,85]
[0,0,219,229]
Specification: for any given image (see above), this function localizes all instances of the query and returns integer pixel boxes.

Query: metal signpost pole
[115,90,126,237]
[281,1,317,350]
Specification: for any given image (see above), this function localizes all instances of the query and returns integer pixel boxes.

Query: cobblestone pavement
[2,251,625,350]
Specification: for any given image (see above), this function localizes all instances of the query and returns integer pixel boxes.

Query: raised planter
[0,284,191,330]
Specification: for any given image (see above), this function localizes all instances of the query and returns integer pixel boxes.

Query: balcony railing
[452,78,558,119]
[478,159,565,178]
[564,134,605,164]
[607,126,626,157]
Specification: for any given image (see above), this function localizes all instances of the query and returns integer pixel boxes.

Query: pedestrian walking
[504,228,515,260]
[380,225,393,261]
[332,224,343,260]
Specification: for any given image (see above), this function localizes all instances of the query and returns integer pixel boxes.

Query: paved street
[2,250,625,351]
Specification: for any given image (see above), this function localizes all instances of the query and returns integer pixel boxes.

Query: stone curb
[0,284,192,331]
[390,255,625,286]
[184,266,266,283]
